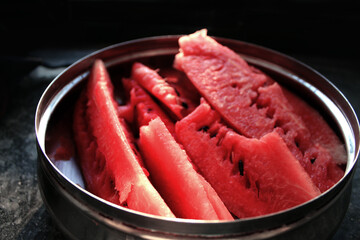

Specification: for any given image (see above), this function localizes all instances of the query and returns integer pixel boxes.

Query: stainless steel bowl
[35,35,360,239]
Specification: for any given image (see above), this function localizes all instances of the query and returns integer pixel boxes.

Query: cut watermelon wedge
[174,29,344,192]
[123,78,175,135]
[175,101,320,218]
[139,117,233,220]
[117,103,134,124]
[256,83,345,192]
[174,29,274,137]
[131,62,193,120]
[158,68,200,115]
[84,59,174,217]
[73,90,120,204]
[282,87,347,165]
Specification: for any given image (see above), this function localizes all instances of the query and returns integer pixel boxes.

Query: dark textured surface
[1,1,359,239]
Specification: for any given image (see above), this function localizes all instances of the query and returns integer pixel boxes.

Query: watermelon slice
[256,83,345,192]
[282,87,347,165]
[116,104,134,124]
[139,117,233,220]
[174,29,344,192]
[174,29,274,137]
[158,67,200,114]
[175,101,320,218]
[123,78,175,135]
[83,59,174,217]
[131,62,196,119]
[73,90,120,204]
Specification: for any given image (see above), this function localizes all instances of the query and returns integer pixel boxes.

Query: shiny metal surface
[35,35,360,239]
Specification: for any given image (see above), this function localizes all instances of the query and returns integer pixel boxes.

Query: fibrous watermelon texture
[175,100,320,218]
[139,117,233,220]
[71,29,346,220]
[132,62,198,120]
[174,29,274,137]
[174,29,344,192]
[74,59,174,217]
[282,87,347,165]
[73,90,120,204]
[122,78,175,135]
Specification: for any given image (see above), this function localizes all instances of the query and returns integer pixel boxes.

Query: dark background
[2,0,360,114]
[1,0,360,57]
[1,0,359,239]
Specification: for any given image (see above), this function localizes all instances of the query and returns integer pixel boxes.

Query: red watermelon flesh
[282,87,347,165]
[70,30,346,219]
[73,90,120,204]
[174,29,344,192]
[107,78,149,172]
[174,101,269,218]
[117,104,134,124]
[139,117,233,220]
[174,29,274,138]
[158,67,201,115]
[175,101,321,218]
[123,78,176,135]
[131,62,195,120]
[84,59,174,217]
[196,173,234,220]
[256,83,344,192]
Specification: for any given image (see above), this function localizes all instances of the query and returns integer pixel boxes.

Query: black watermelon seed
[181,101,189,109]
[198,126,209,132]
[255,181,260,197]
[174,88,181,96]
[239,160,244,176]
[210,132,217,138]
